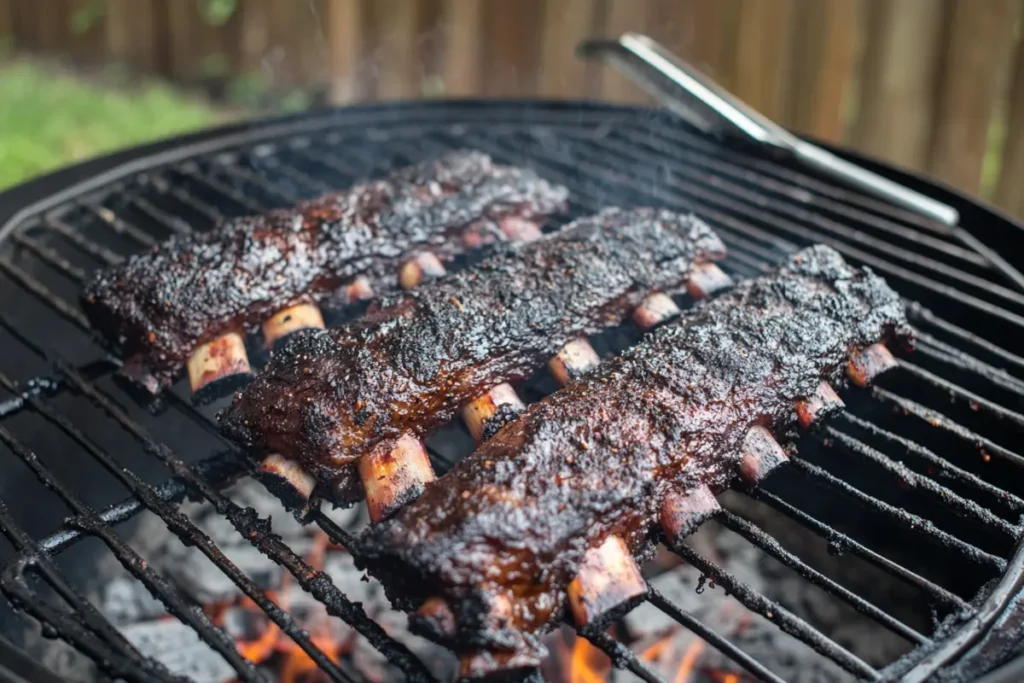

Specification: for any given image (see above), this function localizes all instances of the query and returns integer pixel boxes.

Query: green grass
[0,61,222,190]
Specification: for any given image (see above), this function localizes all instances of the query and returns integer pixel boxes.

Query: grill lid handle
[578,33,1024,295]
[575,33,960,228]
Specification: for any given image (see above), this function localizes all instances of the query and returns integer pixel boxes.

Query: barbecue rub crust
[219,208,727,495]
[80,151,568,391]
[352,245,913,664]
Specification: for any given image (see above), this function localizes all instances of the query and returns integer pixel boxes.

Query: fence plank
[63,0,105,63]
[480,0,543,97]
[995,41,1024,216]
[928,0,1021,195]
[292,0,330,88]
[369,0,423,100]
[782,0,860,140]
[595,0,653,103]
[654,0,736,85]
[104,0,162,73]
[0,0,12,47]
[851,0,946,171]
[538,0,599,99]
[9,0,35,50]
[324,0,364,103]
[237,0,270,76]
[33,0,65,52]
[732,0,791,120]
[163,0,230,83]
[441,0,482,97]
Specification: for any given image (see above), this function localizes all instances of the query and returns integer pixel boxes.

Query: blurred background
[0,0,1021,216]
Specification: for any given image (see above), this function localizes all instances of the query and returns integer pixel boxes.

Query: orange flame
[565,635,612,683]
[213,529,749,683]
[674,640,706,683]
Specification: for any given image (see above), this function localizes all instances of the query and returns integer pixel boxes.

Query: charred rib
[81,150,568,396]
[352,245,913,669]
[220,208,727,502]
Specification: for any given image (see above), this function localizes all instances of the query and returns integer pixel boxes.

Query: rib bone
[686,262,734,299]
[548,338,601,386]
[738,425,789,482]
[462,383,526,443]
[661,484,721,543]
[399,252,448,290]
[796,381,845,428]
[253,453,317,518]
[360,434,435,523]
[567,535,646,628]
[344,275,374,303]
[187,332,252,404]
[847,343,898,387]
[499,216,544,242]
[632,292,681,329]
[261,302,325,348]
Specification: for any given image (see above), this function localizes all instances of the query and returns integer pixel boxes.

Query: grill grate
[0,102,1023,682]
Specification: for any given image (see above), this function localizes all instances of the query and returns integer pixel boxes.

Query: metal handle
[576,33,961,228]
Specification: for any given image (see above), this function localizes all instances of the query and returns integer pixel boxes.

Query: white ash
[120,620,234,683]
[168,543,287,604]
[101,577,168,626]
[623,523,854,683]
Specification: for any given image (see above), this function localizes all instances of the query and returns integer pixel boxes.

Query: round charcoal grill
[2,95,1024,683]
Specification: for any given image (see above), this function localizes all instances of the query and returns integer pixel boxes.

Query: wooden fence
[1,0,1023,217]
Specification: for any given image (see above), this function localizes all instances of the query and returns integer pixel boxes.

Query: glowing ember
[85,483,907,683]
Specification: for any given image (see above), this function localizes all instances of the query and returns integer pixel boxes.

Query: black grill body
[0,100,1024,683]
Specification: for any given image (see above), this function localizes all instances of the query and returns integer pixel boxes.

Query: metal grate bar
[0,507,184,682]
[616,128,970,256]
[580,629,665,683]
[0,415,267,682]
[0,257,91,330]
[821,426,1019,539]
[174,165,268,215]
[0,368,356,681]
[53,361,437,683]
[792,458,1007,571]
[286,144,367,182]
[579,130,986,268]
[262,157,337,195]
[755,490,973,611]
[12,232,87,283]
[559,190,782,277]
[874,388,1024,470]
[456,133,1024,334]
[909,305,1024,377]
[0,504,164,668]
[898,360,1024,430]
[156,180,226,224]
[714,509,928,644]
[121,193,194,237]
[495,130,1023,308]
[84,202,159,246]
[915,336,1024,398]
[428,134,797,268]
[621,122,957,237]
[38,452,248,556]
[45,216,122,266]
[645,584,789,683]
[837,412,1024,516]
[218,162,303,205]
[665,540,880,680]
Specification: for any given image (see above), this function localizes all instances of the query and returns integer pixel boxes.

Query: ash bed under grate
[0,101,1023,683]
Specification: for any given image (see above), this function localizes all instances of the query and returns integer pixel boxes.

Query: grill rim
[1,98,1024,682]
